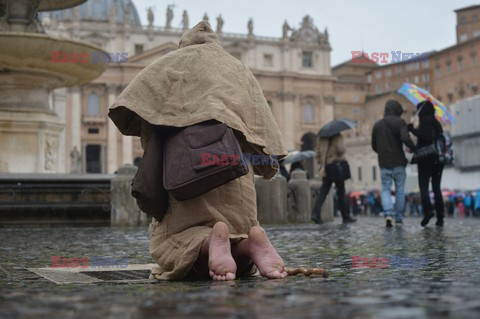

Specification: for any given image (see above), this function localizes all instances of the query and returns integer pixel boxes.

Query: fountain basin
[38,0,87,11]
[0,32,109,88]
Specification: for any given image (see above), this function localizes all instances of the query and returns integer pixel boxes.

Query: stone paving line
[1,217,480,319]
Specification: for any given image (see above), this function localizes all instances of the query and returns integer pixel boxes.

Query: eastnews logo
[51,256,129,268]
[201,153,279,166]
[51,51,128,64]
[351,51,429,64]
[351,256,428,269]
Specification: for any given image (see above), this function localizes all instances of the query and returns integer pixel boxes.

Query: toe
[262,270,281,279]
[225,272,235,280]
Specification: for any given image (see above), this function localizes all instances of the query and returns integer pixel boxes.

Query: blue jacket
[464,195,472,207]
[475,189,480,210]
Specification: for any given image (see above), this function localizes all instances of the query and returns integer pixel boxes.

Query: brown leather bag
[131,126,169,221]
[163,121,249,201]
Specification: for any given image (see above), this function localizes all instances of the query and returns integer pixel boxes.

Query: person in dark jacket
[408,100,445,226]
[464,192,473,217]
[372,100,416,227]
[475,189,480,217]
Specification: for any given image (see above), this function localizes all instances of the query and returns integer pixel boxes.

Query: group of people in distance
[312,99,446,228]
[373,99,445,227]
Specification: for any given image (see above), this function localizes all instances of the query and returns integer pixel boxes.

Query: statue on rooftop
[247,18,253,36]
[216,14,224,34]
[147,7,154,26]
[182,10,189,30]
[166,5,173,29]
[282,20,291,38]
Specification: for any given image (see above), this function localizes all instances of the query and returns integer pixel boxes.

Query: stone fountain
[0,0,108,173]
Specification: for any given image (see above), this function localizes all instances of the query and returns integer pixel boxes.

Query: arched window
[87,92,100,116]
[304,103,314,123]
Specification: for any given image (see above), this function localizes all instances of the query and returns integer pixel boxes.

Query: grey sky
[133,0,477,66]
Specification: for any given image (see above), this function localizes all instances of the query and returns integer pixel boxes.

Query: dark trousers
[312,177,349,221]
[418,162,444,220]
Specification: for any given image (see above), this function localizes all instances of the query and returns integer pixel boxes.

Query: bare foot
[248,226,287,279]
[208,222,236,281]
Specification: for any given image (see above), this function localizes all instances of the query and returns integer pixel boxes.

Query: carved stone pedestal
[0,109,63,173]
[111,165,149,227]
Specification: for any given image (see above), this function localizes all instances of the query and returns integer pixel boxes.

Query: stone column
[280,76,296,149]
[122,135,133,165]
[70,87,82,172]
[107,86,118,173]
[323,95,335,124]
[287,170,311,223]
[255,174,288,224]
[281,41,291,71]
[53,88,68,173]
[282,93,295,150]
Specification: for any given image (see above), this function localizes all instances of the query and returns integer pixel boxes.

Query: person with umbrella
[407,100,446,226]
[311,119,357,224]
[282,150,316,180]
[372,100,416,227]
[397,83,455,226]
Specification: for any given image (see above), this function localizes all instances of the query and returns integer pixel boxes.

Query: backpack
[435,133,454,165]
[163,121,249,201]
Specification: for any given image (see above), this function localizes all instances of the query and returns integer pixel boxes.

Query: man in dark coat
[372,100,415,227]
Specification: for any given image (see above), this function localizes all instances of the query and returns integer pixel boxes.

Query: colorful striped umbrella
[397,83,455,124]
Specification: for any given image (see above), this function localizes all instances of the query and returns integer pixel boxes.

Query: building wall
[368,60,433,96]
[430,38,480,104]
[44,12,334,174]
[456,5,480,43]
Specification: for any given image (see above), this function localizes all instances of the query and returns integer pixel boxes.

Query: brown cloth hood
[108,21,287,179]
[178,20,220,48]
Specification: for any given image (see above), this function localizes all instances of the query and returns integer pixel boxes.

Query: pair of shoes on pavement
[435,219,444,227]
[385,216,393,228]
[342,216,357,224]
[385,216,402,227]
[421,212,435,227]
[311,217,323,224]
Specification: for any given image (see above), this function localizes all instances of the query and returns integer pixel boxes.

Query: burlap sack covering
[108,20,287,179]
[149,161,259,280]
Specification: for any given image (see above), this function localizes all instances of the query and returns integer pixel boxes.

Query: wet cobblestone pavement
[1,217,480,319]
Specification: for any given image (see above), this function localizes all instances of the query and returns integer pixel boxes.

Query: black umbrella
[317,118,357,137]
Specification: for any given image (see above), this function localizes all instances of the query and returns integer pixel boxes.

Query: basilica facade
[42,0,335,175]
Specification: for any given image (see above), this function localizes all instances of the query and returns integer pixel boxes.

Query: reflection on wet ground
[1,217,480,318]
